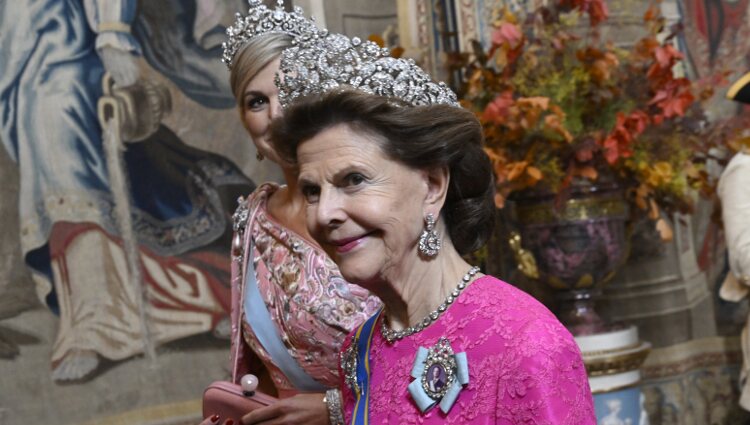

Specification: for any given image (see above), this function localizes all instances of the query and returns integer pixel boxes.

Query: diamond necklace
[380,266,480,343]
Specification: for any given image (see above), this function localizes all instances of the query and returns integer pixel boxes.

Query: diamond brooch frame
[420,338,458,400]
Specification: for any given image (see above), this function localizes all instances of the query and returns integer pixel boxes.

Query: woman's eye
[344,173,366,186]
[301,185,320,203]
[246,96,268,111]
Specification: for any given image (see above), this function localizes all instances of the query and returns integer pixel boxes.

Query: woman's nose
[269,95,283,120]
[315,188,346,228]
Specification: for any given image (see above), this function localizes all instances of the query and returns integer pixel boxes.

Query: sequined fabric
[339,275,596,424]
[232,183,381,393]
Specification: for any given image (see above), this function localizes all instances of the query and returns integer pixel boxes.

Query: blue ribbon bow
[407,343,469,414]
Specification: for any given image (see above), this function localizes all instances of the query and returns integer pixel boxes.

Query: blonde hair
[229,32,294,112]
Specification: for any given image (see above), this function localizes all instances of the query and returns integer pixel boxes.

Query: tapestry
[0,0,281,423]
[678,0,750,82]
[641,337,750,424]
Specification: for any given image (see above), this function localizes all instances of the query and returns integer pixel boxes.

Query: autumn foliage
[457,0,725,225]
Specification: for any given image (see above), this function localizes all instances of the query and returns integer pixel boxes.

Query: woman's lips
[331,234,369,254]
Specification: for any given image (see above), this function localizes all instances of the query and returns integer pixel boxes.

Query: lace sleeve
[496,319,596,424]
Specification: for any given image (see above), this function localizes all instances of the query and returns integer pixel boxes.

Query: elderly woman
[268,49,596,422]
[201,3,380,425]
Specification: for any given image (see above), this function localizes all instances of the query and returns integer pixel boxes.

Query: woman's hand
[241,393,328,425]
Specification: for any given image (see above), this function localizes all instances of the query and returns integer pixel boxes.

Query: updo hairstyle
[271,89,495,255]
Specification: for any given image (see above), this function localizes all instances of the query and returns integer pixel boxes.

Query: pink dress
[339,275,596,424]
[229,183,382,394]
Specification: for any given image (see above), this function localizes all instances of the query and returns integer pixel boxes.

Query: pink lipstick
[331,234,367,253]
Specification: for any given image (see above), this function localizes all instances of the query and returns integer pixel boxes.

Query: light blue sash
[243,242,328,392]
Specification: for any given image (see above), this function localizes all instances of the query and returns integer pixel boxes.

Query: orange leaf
[494,192,506,209]
[578,166,598,180]
[368,34,385,48]
[656,218,674,242]
[563,0,610,26]
[635,195,648,211]
[685,162,700,179]
[518,97,550,110]
[634,184,650,210]
[526,166,543,182]
[544,113,573,142]
[644,5,659,22]
[648,199,660,220]
[590,59,614,82]
[507,161,528,181]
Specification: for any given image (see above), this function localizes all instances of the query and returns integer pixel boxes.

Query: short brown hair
[271,89,495,254]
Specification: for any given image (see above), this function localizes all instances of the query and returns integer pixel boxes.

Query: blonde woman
[201,2,380,425]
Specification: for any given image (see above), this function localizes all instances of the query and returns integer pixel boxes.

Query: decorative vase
[510,181,629,335]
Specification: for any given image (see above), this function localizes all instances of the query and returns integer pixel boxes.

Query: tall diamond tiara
[221,0,321,68]
[276,32,460,109]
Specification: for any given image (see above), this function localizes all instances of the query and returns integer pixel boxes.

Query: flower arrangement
[457,0,728,237]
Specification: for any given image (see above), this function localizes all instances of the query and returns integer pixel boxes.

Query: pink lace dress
[229,183,382,394]
[339,275,595,424]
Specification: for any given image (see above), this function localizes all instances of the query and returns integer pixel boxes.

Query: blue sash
[243,241,328,392]
[351,309,383,425]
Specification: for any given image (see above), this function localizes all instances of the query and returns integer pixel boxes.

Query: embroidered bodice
[233,183,382,393]
[339,275,596,424]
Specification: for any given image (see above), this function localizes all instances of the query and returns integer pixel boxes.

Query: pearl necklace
[380,266,480,343]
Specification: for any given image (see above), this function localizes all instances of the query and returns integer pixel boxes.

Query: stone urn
[510,181,629,335]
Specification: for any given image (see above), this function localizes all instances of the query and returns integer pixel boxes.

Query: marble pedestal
[577,326,651,424]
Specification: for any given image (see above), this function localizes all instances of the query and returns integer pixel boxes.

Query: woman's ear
[423,165,450,215]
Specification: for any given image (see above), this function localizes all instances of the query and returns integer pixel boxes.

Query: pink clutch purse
[202,380,278,422]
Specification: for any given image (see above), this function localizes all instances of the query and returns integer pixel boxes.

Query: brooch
[407,338,469,414]
[231,196,249,261]
[340,336,360,395]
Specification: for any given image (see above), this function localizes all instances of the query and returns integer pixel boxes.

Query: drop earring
[418,213,441,257]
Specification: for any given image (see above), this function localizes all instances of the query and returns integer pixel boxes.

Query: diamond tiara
[221,0,321,68]
[276,32,460,109]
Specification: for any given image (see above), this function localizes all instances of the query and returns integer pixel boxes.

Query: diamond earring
[418,213,441,257]
[256,151,264,161]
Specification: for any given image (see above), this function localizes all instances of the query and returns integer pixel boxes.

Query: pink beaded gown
[229,183,381,395]
[339,275,596,424]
